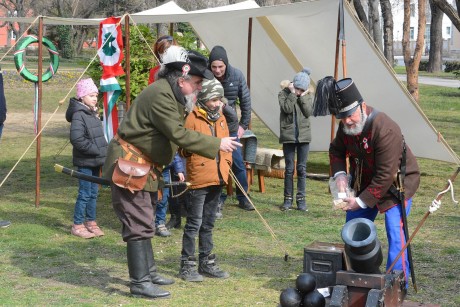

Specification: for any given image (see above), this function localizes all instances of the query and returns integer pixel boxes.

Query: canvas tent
[1,0,459,165]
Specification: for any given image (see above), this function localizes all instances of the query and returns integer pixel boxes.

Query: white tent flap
[1,0,457,164]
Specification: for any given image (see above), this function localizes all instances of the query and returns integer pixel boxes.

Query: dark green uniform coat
[103,78,221,192]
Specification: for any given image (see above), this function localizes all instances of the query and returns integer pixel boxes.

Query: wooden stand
[329,270,406,307]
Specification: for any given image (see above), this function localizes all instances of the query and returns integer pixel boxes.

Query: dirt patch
[4,112,68,136]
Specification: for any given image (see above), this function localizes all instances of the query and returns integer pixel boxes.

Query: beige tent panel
[188,0,459,164]
[0,0,458,164]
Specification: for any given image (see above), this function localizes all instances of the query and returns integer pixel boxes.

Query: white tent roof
[1,0,458,164]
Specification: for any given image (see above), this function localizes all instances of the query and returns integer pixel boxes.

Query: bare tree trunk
[352,0,370,31]
[380,0,394,64]
[431,0,460,32]
[369,0,383,51]
[403,0,426,102]
[427,0,443,72]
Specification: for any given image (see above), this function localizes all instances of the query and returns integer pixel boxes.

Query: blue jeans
[73,167,100,225]
[155,169,171,226]
[282,142,310,200]
[0,123,3,140]
[346,199,412,288]
[221,133,248,203]
[181,186,221,260]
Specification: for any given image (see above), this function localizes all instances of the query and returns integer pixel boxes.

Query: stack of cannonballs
[279,273,325,307]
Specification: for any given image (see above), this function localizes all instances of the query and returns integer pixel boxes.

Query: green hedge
[444,60,460,72]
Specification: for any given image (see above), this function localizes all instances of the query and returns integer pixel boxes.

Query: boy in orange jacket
[178,78,235,282]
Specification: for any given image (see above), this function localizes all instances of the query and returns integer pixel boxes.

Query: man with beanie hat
[278,68,313,211]
[209,45,254,212]
[103,50,241,299]
[314,76,420,289]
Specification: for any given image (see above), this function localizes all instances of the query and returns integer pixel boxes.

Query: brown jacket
[181,106,232,189]
[329,105,420,212]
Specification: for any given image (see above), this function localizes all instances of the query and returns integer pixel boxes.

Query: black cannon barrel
[341,218,383,274]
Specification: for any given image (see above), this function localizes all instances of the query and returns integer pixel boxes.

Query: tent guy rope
[0,14,132,188]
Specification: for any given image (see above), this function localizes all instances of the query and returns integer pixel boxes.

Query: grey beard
[343,112,368,136]
[184,94,196,114]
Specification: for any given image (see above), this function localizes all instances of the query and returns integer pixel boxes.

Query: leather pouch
[112,158,151,193]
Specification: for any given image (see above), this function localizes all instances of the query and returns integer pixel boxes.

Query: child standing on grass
[178,78,232,282]
[66,78,108,239]
[278,68,313,212]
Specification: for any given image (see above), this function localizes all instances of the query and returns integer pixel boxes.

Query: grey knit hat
[293,67,312,91]
[196,78,225,106]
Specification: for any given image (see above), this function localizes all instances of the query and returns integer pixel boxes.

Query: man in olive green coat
[103,51,240,299]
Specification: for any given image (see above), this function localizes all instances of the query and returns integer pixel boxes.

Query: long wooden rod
[35,17,44,208]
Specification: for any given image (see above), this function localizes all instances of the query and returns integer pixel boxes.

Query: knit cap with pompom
[292,67,312,91]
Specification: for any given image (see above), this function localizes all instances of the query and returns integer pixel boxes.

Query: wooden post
[124,15,131,109]
[35,17,44,208]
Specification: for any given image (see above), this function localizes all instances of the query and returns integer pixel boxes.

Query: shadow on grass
[9,238,131,297]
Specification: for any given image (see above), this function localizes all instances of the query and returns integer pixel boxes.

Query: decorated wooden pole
[13,21,60,207]
[124,15,131,109]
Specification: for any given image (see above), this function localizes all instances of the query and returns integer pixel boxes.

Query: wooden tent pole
[332,0,347,143]
[35,17,44,208]
[124,15,131,109]
[247,17,252,91]
[246,17,254,189]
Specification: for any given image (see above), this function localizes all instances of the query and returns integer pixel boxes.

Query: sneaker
[84,221,105,237]
[0,220,11,228]
[215,201,223,219]
[71,224,95,239]
[238,199,255,211]
[155,223,171,237]
[180,257,204,282]
[198,254,230,279]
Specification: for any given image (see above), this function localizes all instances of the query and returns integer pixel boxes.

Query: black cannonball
[279,287,302,307]
[295,273,316,294]
[302,290,326,307]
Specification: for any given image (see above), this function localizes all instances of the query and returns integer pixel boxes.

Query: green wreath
[14,35,60,83]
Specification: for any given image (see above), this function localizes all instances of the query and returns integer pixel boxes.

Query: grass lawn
[0,70,459,306]
[393,65,458,79]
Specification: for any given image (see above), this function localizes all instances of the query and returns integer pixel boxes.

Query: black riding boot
[145,239,175,285]
[127,240,170,299]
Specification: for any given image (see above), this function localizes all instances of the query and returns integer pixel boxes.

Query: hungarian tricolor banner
[97,17,124,78]
[100,77,121,142]
[97,16,124,142]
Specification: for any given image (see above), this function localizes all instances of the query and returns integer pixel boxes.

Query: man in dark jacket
[209,45,254,212]
[315,76,420,289]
